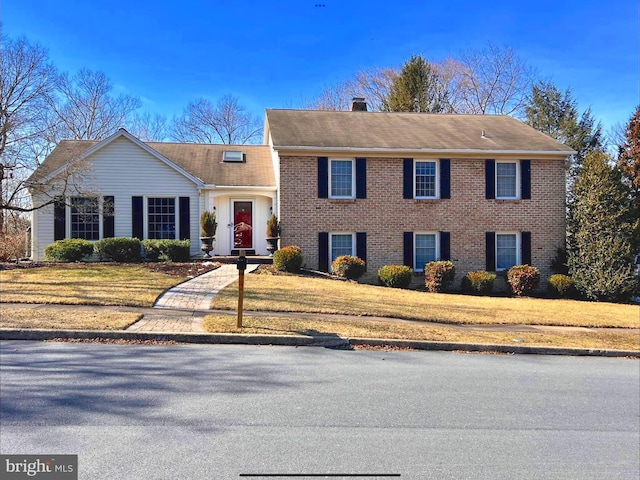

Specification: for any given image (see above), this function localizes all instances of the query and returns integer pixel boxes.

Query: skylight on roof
[223,150,244,162]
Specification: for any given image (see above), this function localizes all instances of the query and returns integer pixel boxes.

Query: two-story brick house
[29,99,572,288]
[264,100,573,284]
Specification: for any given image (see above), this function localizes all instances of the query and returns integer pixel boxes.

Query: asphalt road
[1,341,638,480]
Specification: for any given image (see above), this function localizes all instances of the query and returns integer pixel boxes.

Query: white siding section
[31,137,200,260]
[203,190,275,255]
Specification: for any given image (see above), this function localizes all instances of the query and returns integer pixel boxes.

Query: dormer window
[223,150,244,162]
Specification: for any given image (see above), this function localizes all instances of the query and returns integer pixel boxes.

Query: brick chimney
[349,97,368,111]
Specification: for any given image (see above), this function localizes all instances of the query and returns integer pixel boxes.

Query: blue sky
[2,0,638,136]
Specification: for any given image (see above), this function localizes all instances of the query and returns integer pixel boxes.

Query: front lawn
[210,272,638,328]
[0,263,192,307]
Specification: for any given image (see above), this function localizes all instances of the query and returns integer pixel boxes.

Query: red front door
[233,201,253,249]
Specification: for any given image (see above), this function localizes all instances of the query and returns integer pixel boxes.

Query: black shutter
[179,197,190,240]
[132,196,144,239]
[486,232,496,271]
[440,159,451,199]
[440,231,451,261]
[318,232,329,272]
[521,160,531,199]
[485,160,495,199]
[54,196,66,241]
[403,158,413,199]
[356,232,367,264]
[521,231,532,265]
[403,232,413,269]
[355,158,367,199]
[103,196,115,238]
[318,157,328,198]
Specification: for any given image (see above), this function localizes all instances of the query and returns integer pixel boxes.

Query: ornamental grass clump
[461,270,497,295]
[378,265,413,288]
[547,274,577,298]
[331,255,366,280]
[507,264,540,296]
[44,239,94,262]
[424,260,455,293]
[272,245,303,273]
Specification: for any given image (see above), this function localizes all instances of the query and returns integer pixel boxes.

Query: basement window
[223,150,244,162]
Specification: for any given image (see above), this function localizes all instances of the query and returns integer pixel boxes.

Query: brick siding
[279,155,566,289]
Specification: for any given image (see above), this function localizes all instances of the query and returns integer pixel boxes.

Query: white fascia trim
[273,145,576,157]
[41,129,205,187]
[202,185,277,191]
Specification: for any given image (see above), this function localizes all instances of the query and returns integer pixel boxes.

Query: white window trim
[67,195,102,241]
[413,232,440,272]
[495,232,521,272]
[145,196,179,240]
[495,160,520,200]
[414,159,440,199]
[329,232,356,264]
[329,158,356,199]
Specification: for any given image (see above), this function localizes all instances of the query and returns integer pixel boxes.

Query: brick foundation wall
[279,155,566,290]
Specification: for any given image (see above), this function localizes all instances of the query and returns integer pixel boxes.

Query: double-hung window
[330,159,355,198]
[496,161,519,199]
[148,197,176,240]
[414,233,438,271]
[496,233,519,271]
[415,161,438,198]
[330,233,355,263]
[70,197,100,240]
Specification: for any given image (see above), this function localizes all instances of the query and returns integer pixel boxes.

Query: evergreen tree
[567,150,637,301]
[382,55,448,113]
[525,81,603,171]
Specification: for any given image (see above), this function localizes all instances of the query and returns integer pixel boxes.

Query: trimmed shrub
[547,274,577,298]
[44,239,94,262]
[332,255,366,280]
[272,245,303,273]
[424,260,455,293]
[378,265,413,288]
[461,271,497,295]
[507,264,540,296]
[142,239,191,262]
[94,237,142,262]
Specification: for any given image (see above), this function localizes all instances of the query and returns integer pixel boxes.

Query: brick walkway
[126,263,258,333]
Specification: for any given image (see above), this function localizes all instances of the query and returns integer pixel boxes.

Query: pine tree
[567,150,637,301]
[382,55,447,113]
[525,81,603,172]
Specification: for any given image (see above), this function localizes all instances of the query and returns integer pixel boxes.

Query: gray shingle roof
[29,139,275,187]
[265,109,574,155]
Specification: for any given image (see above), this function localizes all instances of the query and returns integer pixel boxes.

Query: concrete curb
[1,329,638,357]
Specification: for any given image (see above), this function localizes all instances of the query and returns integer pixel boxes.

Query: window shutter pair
[131,196,191,240]
[403,158,451,199]
[485,160,531,199]
[318,232,367,272]
[485,231,532,271]
[54,196,115,240]
[317,157,367,199]
[403,231,451,269]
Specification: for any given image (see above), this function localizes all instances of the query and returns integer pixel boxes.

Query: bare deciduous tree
[47,68,141,142]
[128,112,169,142]
[455,43,536,116]
[0,34,57,230]
[170,95,263,144]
